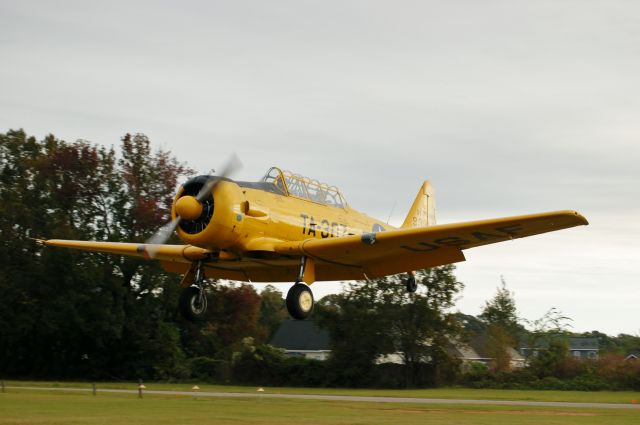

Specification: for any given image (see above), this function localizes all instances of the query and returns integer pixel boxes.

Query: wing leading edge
[38,210,587,283]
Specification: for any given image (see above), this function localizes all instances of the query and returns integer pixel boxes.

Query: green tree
[479,277,519,335]
[522,307,573,360]
[456,313,486,335]
[580,331,640,355]
[1,131,123,377]
[0,129,194,380]
[317,265,464,387]
[529,339,571,378]
[479,277,520,372]
[257,285,288,342]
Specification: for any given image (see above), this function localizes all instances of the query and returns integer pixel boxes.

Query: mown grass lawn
[0,389,639,425]
[5,380,640,404]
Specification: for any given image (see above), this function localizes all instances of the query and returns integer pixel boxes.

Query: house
[519,337,599,360]
[449,335,526,369]
[568,337,599,360]
[270,320,526,369]
[377,335,526,368]
[269,320,331,361]
[625,351,640,361]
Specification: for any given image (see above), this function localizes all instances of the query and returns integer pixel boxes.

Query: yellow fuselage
[174,180,391,255]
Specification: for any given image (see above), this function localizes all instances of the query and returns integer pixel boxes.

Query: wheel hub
[190,291,206,314]
[299,291,313,312]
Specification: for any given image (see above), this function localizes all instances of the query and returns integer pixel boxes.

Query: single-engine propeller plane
[39,164,588,321]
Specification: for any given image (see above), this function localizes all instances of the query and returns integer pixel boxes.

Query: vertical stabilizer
[401,181,436,228]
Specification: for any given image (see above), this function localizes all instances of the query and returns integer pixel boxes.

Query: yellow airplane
[39,166,588,321]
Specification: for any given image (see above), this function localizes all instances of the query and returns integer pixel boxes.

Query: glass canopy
[261,167,347,208]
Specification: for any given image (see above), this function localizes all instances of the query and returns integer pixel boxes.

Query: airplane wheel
[405,276,418,293]
[286,283,314,320]
[179,286,208,321]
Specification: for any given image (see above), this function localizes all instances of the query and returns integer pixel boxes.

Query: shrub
[231,343,329,387]
[189,356,231,382]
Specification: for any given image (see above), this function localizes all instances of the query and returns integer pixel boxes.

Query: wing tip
[569,210,589,226]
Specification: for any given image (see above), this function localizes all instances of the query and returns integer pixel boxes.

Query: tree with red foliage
[0,129,198,380]
[116,133,192,238]
[180,283,263,360]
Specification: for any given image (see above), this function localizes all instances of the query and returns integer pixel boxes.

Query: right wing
[273,210,588,279]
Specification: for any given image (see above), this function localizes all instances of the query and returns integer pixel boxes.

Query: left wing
[37,239,212,262]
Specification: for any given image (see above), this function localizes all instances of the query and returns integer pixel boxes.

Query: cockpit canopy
[261,167,347,208]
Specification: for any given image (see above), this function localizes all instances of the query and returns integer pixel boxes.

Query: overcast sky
[2,1,639,335]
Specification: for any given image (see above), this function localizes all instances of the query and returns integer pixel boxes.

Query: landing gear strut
[179,260,208,321]
[285,256,315,320]
[405,272,418,293]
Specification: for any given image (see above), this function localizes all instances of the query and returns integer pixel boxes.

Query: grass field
[1,384,639,425]
[4,380,640,404]
[1,389,639,425]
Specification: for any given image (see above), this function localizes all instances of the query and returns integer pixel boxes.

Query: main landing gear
[285,256,315,320]
[179,260,208,321]
[286,283,314,320]
[178,257,317,321]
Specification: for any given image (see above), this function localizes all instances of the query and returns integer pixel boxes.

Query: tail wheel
[405,276,418,293]
[179,286,208,321]
[286,283,314,320]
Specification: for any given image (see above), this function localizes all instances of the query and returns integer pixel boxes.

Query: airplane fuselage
[174,179,391,256]
[242,185,391,242]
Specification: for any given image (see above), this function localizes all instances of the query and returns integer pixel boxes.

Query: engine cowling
[172,176,246,249]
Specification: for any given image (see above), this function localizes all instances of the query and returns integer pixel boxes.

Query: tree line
[1,129,638,389]
[459,279,640,390]
[0,129,287,380]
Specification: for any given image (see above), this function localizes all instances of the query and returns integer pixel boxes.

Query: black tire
[405,276,418,293]
[179,286,208,321]
[286,283,314,320]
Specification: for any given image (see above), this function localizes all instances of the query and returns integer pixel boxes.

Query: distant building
[625,351,640,361]
[449,335,526,369]
[568,337,599,360]
[269,320,331,361]
[519,337,599,360]
[270,320,528,367]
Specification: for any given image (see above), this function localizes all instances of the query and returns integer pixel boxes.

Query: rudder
[401,180,436,228]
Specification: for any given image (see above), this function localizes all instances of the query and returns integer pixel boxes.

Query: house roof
[568,337,599,350]
[520,337,600,351]
[448,342,482,360]
[270,320,330,351]
[467,334,491,358]
[464,334,524,361]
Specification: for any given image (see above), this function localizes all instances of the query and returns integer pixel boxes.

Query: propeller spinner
[174,195,203,221]
[144,154,241,256]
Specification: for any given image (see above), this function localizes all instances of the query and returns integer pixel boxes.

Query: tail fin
[401,180,436,228]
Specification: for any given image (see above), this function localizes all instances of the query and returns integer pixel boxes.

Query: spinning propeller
[145,154,241,257]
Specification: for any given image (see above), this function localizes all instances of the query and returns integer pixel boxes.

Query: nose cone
[175,195,203,220]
